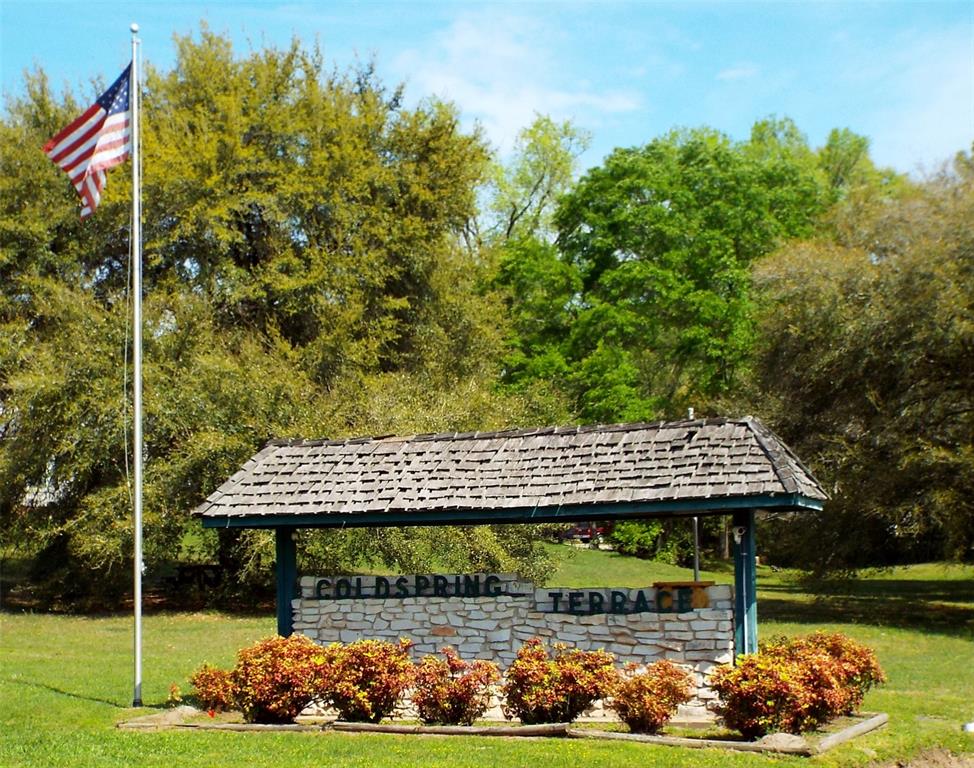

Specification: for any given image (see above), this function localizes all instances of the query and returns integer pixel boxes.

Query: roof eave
[199,493,825,529]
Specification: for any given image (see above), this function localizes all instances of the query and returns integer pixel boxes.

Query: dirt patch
[118,705,201,729]
[888,750,974,768]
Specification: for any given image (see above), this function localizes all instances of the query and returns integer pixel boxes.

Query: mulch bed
[118,706,888,754]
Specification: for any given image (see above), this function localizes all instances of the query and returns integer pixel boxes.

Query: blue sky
[2,1,972,175]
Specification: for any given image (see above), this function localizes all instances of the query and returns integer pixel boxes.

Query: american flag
[44,63,132,218]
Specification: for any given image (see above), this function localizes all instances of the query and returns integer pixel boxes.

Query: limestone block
[607,629,637,644]
[345,621,372,631]
[486,628,511,643]
[632,645,662,658]
[691,620,717,631]
[553,631,585,643]
[693,609,729,621]
[653,640,683,652]
[685,639,716,651]
[339,630,362,643]
[457,642,486,656]
[628,619,662,632]
[467,619,498,631]
[608,643,636,657]
[707,585,732,600]
[684,650,721,662]
[390,620,415,631]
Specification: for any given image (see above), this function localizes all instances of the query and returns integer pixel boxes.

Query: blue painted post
[732,509,758,656]
[275,527,297,637]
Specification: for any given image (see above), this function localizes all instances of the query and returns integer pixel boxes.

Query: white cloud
[393,8,640,156]
[716,63,760,81]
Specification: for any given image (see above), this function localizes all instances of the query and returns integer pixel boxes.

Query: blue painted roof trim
[200,493,823,529]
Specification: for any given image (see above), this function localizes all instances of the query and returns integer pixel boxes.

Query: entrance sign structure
[194,418,826,655]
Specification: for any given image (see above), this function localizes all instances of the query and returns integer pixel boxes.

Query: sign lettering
[312,575,711,614]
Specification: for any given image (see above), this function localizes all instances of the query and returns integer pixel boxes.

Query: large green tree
[750,149,974,570]
[0,31,555,605]
[496,121,830,422]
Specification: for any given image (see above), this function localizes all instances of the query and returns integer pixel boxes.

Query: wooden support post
[732,509,757,655]
[275,527,297,637]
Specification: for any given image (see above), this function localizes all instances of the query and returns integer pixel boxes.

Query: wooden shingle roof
[195,418,826,529]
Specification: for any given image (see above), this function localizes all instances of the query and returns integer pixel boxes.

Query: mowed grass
[1,550,972,768]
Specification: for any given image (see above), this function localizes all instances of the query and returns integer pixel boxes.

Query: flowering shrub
[501,638,618,724]
[188,663,235,713]
[608,660,694,734]
[411,646,501,725]
[230,635,336,723]
[328,638,415,723]
[711,632,886,738]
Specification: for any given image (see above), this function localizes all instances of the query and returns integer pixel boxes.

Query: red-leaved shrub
[801,632,886,713]
[411,646,500,725]
[188,662,235,713]
[501,638,618,724]
[710,632,886,738]
[608,660,694,734]
[328,638,415,723]
[231,635,336,723]
[710,653,815,738]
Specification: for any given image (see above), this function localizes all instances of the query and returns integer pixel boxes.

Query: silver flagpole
[130,22,144,708]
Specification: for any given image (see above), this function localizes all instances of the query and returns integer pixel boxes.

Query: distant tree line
[1,30,970,604]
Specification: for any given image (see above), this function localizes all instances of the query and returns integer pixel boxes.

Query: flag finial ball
[130,23,139,34]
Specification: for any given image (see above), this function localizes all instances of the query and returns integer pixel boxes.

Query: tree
[750,151,974,570]
[496,123,830,423]
[0,30,554,605]
[482,115,591,244]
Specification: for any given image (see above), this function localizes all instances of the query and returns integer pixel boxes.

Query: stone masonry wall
[294,574,734,702]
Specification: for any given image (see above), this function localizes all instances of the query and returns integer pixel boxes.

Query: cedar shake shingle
[194,417,826,521]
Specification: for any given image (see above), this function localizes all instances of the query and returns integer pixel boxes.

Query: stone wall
[294,573,734,702]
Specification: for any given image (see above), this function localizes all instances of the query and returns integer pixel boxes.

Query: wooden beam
[275,527,297,637]
[200,493,824,530]
[732,509,758,655]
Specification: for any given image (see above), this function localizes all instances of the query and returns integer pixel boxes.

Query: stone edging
[118,706,888,755]
[332,722,570,737]
[567,712,889,756]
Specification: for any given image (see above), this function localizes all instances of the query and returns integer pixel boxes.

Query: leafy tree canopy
[496,120,832,421]
[749,147,974,570]
[0,29,557,605]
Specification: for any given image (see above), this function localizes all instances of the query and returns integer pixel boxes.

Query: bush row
[190,631,884,737]
[710,631,886,738]
[190,635,692,731]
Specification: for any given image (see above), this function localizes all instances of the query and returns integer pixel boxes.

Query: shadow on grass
[757,577,974,636]
[10,678,126,708]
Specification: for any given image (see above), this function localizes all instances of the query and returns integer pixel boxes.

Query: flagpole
[130,22,144,709]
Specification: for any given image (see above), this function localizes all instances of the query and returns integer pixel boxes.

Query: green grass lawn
[2,549,972,768]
